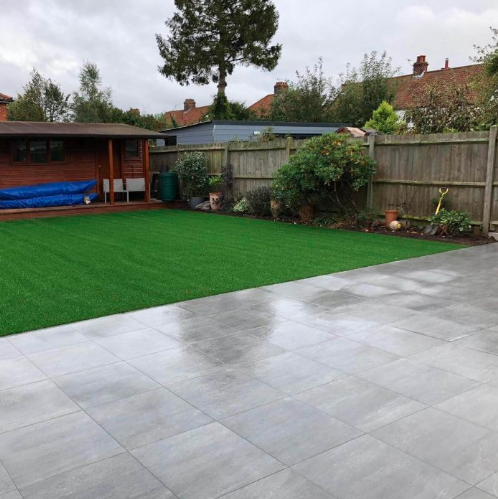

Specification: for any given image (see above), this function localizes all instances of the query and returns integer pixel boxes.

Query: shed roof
[0,122,166,139]
[163,120,346,132]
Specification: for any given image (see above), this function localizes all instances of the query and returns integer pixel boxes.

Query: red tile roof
[164,106,210,127]
[0,92,13,103]
[249,94,274,116]
[392,64,485,110]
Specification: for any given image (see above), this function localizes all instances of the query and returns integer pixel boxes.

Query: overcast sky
[1,0,497,114]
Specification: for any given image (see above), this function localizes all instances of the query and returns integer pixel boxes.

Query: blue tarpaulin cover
[0,193,98,209]
[0,180,97,200]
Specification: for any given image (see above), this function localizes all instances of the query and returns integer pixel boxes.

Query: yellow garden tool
[424,187,449,235]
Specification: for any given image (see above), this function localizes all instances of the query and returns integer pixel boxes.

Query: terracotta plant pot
[209,192,222,211]
[385,209,399,227]
[270,199,281,217]
[299,204,315,223]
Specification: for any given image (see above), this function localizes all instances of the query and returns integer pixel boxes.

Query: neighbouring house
[163,81,289,128]
[160,120,347,145]
[0,122,165,206]
[0,93,14,122]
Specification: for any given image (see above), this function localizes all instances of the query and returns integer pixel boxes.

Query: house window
[29,139,48,163]
[50,140,65,162]
[14,139,27,162]
[125,139,139,158]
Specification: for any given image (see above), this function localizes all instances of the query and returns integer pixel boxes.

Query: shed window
[50,140,65,162]
[14,139,27,162]
[29,139,48,163]
[125,139,139,158]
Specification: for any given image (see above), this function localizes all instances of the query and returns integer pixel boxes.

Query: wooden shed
[0,122,166,208]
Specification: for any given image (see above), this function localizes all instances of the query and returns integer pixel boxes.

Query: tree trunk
[217,73,227,97]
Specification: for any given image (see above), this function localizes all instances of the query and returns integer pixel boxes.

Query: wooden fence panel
[150,129,498,228]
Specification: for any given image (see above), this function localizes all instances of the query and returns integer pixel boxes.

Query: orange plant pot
[385,209,399,227]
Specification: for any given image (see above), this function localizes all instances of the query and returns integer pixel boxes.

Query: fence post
[483,125,498,236]
[286,136,292,162]
[367,135,376,211]
[223,142,229,168]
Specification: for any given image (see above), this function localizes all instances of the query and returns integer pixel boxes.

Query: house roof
[0,92,13,104]
[248,94,274,115]
[392,64,485,110]
[0,122,166,138]
[165,106,210,127]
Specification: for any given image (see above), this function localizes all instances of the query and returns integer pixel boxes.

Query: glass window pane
[125,140,139,158]
[14,139,27,162]
[50,140,64,162]
[30,139,47,163]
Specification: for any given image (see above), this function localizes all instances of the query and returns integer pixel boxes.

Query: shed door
[96,140,122,199]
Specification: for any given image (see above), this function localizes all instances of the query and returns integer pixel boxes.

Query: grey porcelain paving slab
[27,342,120,378]
[428,304,498,329]
[373,292,451,312]
[221,468,335,499]
[0,380,79,433]
[155,316,240,343]
[87,388,212,450]
[477,473,498,497]
[247,298,325,322]
[345,301,421,325]
[345,324,444,356]
[456,330,498,356]
[296,338,399,374]
[222,397,361,466]
[0,356,46,391]
[457,490,496,499]
[52,362,159,409]
[0,340,21,360]
[0,411,124,489]
[263,281,332,302]
[392,314,481,341]
[293,434,468,499]
[293,311,380,336]
[127,304,194,328]
[8,325,88,354]
[341,282,398,298]
[94,328,180,360]
[296,376,425,432]
[0,463,15,496]
[72,314,146,339]
[207,308,283,330]
[128,346,221,386]
[309,291,366,310]
[411,343,498,382]
[131,422,284,499]
[20,453,174,499]
[168,369,284,420]
[298,274,354,291]
[436,384,498,432]
[0,492,22,499]
[245,321,334,350]
[372,407,498,485]
[240,352,346,395]
[191,333,285,365]
[398,270,458,284]
[357,358,480,405]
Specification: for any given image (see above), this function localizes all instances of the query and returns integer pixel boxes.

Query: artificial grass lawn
[0,209,463,336]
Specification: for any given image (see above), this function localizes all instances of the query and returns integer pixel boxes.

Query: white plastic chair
[126,178,146,200]
[103,179,128,203]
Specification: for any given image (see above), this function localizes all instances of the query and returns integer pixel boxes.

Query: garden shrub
[430,209,472,234]
[271,133,376,213]
[246,187,272,216]
[174,152,209,198]
[233,197,250,213]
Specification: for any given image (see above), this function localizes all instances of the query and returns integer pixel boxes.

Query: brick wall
[0,103,7,122]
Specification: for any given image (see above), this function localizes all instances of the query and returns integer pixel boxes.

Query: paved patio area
[1,244,498,498]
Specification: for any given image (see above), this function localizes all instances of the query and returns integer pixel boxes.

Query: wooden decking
[0,199,167,221]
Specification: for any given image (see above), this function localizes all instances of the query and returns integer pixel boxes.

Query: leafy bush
[209,175,224,192]
[233,198,250,213]
[174,152,209,198]
[430,209,472,234]
[246,187,272,216]
[271,133,376,211]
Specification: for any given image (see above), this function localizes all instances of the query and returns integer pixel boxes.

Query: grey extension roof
[162,120,348,132]
[0,122,166,139]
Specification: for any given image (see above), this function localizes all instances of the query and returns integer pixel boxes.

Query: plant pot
[189,196,205,209]
[209,192,222,211]
[270,199,281,217]
[385,209,399,227]
[299,204,315,223]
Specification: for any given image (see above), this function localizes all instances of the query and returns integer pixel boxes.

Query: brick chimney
[274,82,288,95]
[184,99,196,111]
[444,58,449,70]
[413,55,428,75]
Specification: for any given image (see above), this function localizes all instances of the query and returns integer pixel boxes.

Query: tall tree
[332,51,400,126]
[268,58,338,122]
[72,62,114,123]
[365,101,405,134]
[7,69,69,122]
[156,0,281,102]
